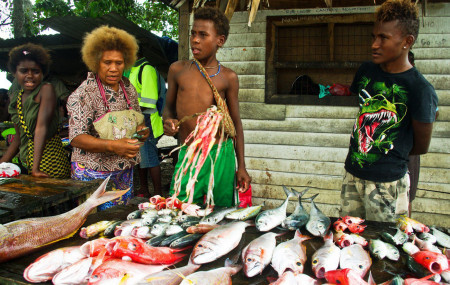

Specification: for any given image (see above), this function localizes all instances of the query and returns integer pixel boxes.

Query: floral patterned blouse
[67,72,142,171]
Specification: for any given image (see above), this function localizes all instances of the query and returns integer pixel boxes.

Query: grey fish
[256,186,295,231]
[158,208,179,216]
[127,210,143,220]
[369,239,387,260]
[142,216,158,226]
[282,188,310,230]
[141,209,158,219]
[431,226,450,248]
[146,235,166,247]
[166,224,184,236]
[170,233,203,248]
[174,215,201,223]
[180,220,200,230]
[103,220,123,237]
[151,222,170,236]
[305,194,330,237]
[418,232,437,244]
[225,202,264,221]
[157,215,173,223]
[199,206,239,225]
[159,231,189,247]
[392,227,409,245]
[385,242,400,261]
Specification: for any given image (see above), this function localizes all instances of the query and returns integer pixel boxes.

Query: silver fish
[305,194,330,237]
[157,215,173,223]
[256,186,295,232]
[431,226,450,248]
[385,242,400,261]
[402,242,420,255]
[311,232,340,279]
[418,232,437,244]
[141,209,159,219]
[412,234,442,254]
[242,232,278,277]
[191,221,251,264]
[0,177,127,263]
[199,206,238,225]
[142,216,158,226]
[225,202,264,221]
[174,215,201,223]
[282,187,310,230]
[127,209,143,220]
[151,222,170,236]
[339,244,372,278]
[166,224,184,236]
[271,229,311,276]
[369,239,387,260]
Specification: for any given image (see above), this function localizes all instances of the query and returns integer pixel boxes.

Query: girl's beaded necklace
[193,60,221,78]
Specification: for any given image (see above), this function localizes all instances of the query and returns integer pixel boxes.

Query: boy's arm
[163,62,180,136]
[226,71,252,192]
[409,120,433,155]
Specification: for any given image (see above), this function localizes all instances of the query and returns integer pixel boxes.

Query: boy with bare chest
[163,7,251,207]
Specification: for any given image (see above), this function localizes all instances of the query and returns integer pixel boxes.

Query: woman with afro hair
[1,43,70,178]
[67,26,149,210]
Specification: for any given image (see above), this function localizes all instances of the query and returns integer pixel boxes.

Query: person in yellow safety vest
[126,58,165,197]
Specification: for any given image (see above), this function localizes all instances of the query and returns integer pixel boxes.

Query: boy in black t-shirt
[340,0,438,222]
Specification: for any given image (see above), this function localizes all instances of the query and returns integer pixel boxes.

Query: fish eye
[198,244,203,248]
[359,265,364,269]
[337,280,341,284]
[296,262,302,266]
[247,258,252,262]
[312,259,318,265]
[128,243,137,251]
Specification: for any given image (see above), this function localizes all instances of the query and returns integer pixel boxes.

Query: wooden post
[178,0,190,60]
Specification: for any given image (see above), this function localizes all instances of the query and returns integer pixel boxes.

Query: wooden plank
[229,22,266,34]
[252,183,341,202]
[217,47,266,61]
[414,48,450,60]
[417,182,450,194]
[422,3,450,17]
[410,211,450,228]
[246,144,348,162]
[415,34,450,48]
[246,157,345,176]
[178,1,190,60]
[247,169,342,190]
[423,75,450,91]
[428,138,450,154]
[239,102,286,120]
[286,105,358,119]
[225,33,265,47]
[436,90,450,106]
[244,130,349,148]
[419,17,450,34]
[416,59,450,74]
[420,153,450,169]
[239,89,265,102]
[242,118,355,133]
[237,75,265,88]
[419,167,450,184]
[222,61,265,75]
[412,197,450,215]
[433,106,450,120]
[416,189,450,200]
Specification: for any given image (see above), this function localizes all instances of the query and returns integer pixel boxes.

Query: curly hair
[194,7,230,40]
[376,0,419,42]
[81,25,138,73]
[8,43,51,76]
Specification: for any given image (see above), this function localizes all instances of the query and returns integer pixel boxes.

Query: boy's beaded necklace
[193,60,221,78]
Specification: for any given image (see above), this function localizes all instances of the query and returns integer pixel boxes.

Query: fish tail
[291,187,310,200]
[86,176,129,207]
[308,193,319,201]
[282,186,295,198]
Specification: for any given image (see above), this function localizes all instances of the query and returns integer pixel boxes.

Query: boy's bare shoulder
[169,59,193,73]
[220,64,238,81]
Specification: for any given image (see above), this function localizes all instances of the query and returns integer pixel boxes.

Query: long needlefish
[305,194,331,237]
[0,177,128,263]
[256,186,295,232]
[282,187,310,230]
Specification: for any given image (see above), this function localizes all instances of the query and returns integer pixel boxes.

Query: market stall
[1,196,446,285]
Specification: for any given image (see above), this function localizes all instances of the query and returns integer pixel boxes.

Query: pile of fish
[14,185,450,284]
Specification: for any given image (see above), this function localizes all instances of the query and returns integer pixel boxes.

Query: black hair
[8,43,51,76]
[194,7,230,40]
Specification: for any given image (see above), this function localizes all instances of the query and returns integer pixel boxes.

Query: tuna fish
[311,232,341,279]
[256,186,295,232]
[282,188,310,231]
[242,232,278,277]
[0,177,127,263]
[271,229,311,276]
[191,221,251,264]
[339,244,372,278]
[306,194,331,237]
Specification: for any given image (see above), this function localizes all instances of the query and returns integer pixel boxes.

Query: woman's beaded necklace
[193,60,221,78]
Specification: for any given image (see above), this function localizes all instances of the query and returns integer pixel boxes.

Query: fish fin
[291,187,310,199]
[170,246,192,253]
[294,229,312,241]
[86,177,129,207]
[282,186,294,198]
[172,253,188,264]
[308,193,319,201]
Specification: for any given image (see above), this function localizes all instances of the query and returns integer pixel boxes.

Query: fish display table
[0,175,99,224]
[1,196,442,284]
